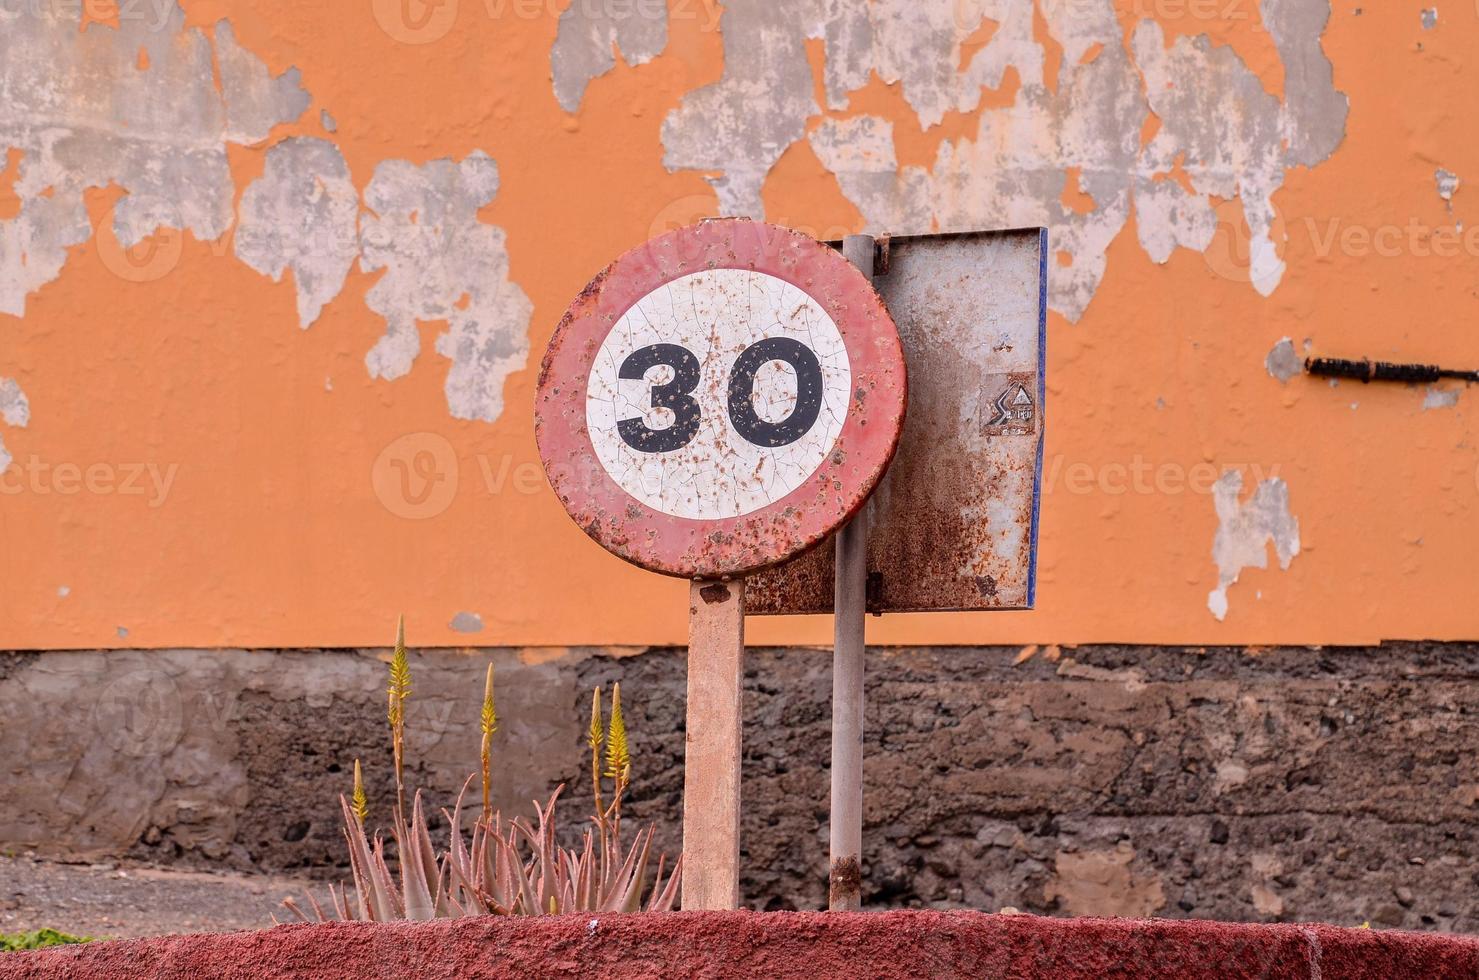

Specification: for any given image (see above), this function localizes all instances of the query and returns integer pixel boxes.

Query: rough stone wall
[1,643,1475,932]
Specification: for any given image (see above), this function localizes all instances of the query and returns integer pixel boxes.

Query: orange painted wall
[0,1,1475,650]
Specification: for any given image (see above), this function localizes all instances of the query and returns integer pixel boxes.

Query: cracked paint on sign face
[663,0,1348,322]
[1208,472,1302,621]
[586,268,852,520]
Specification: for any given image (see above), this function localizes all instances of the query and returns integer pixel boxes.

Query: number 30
[617,340,824,453]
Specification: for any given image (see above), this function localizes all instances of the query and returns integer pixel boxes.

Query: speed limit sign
[536,218,906,579]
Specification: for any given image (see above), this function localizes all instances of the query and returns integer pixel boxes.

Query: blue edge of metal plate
[1027,226,1047,610]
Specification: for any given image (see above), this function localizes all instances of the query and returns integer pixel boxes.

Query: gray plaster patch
[1421,8,1438,29]
[1260,0,1349,168]
[235,138,360,328]
[0,4,535,432]
[1207,472,1301,621]
[0,378,29,473]
[0,6,306,316]
[661,1,820,216]
[214,21,311,145]
[1265,338,1301,384]
[449,612,485,633]
[551,0,669,112]
[320,110,338,133]
[360,152,533,422]
[1423,385,1460,410]
[0,378,29,428]
[1133,24,1288,298]
[1436,168,1461,204]
[820,0,1054,129]
[668,0,1349,322]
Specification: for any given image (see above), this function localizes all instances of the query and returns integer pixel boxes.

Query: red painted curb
[5,910,1477,979]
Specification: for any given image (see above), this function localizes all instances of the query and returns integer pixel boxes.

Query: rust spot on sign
[829,855,862,907]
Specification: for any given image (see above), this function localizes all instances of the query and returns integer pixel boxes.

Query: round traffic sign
[536,219,906,579]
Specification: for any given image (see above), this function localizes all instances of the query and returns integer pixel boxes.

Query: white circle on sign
[586,268,852,520]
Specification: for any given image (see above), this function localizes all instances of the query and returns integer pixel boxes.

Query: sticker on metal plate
[536,218,907,579]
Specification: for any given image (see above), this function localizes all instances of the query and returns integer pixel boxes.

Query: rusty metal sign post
[536,218,907,910]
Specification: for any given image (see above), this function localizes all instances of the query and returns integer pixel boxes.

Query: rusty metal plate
[749,228,1046,614]
[536,218,907,580]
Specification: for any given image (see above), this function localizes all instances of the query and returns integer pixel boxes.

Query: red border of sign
[536,219,907,579]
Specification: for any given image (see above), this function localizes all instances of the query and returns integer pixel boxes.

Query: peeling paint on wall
[1265,338,1301,384]
[0,5,532,428]
[550,0,669,113]
[0,5,303,317]
[449,611,485,633]
[0,378,27,428]
[235,138,359,329]
[1208,472,1301,621]
[360,153,532,423]
[1436,168,1461,206]
[665,0,1348,321]
[0,377,28,473]
[214,20,311,145]
[661,1,818,217]
[1423,386,1461,410]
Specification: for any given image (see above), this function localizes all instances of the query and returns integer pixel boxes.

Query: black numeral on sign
[617,344,702,453]
[618,339,825,453]
[727,337,824,448]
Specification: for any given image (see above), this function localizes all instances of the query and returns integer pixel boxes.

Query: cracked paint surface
[665,0,1348,321]
[1208,472,1302,621]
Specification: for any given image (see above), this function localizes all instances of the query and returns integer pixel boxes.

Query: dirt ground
[0,854,323,940]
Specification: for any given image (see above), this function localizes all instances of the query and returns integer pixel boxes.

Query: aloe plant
[281,623,680,923]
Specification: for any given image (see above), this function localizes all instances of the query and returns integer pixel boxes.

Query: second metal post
[829,234,874,911]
